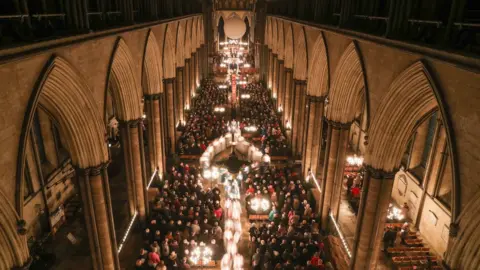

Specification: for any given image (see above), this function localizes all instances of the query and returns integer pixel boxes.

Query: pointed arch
[293,26,308,80]
[191,17,198,53]
[163,22,177,78]
[277,20,285,60]
[366,61,441,172]
[106,38,143,121]
[307,33,329,97]
[326,42,368,124]
[0,187,30,269]
[143,30,164,94]
[284,22,294,69]
[265,17,272,48]
[184,18,192,59]
[272,18,278,54]
[176,20,186,66]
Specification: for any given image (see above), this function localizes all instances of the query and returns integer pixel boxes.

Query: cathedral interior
[0,0,479,269]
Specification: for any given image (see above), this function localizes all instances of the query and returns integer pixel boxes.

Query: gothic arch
[191,17,198,53]
[284,22,294,69]
[326,42,369,125]
[272,18,278,55]
[176,20,186,67]
[184,18,192,59]
[265,17,272,48]
[105,38,143,121]
[17,56,108,213]
[0,187,30,269]
[366,61,440,172]
[307,32,329,96]
[277,20,285,60]
[293,26,308,80]
[143,30,163,95]
[163,22,177,78]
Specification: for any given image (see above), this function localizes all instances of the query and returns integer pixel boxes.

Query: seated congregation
[239,83,289,156]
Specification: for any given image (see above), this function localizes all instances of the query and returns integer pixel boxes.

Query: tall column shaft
[284,69,294,126]
[292,80,307,157]
[302,96,324,177]
[320,124,339,228]
[164,78,176,154]
[120,123,137,218]
[144,98,156,174]
[184,60,191,108]
[268,50,273,89]
[153,98,165,174]
[351,168,395,269]
[128,120,146,224]
[78,165,119,270]
[191,53,197,93]
[426,121,446,194]
[330,127,350,219]
[176,68,185,123]
[272,55,278,98]
[277,61,285,111]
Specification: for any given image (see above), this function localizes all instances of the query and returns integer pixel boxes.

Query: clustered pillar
[319,120,350,228]
[302,95,325,178]
[291,80,307,157]
[144,94,166,176]
[277,60,285,111]
[77,164,119,270]
[272,54,278,99]
[283,68,294,128]
[176,67,185,124]
[350,167,396,269]
[164,78,176,153]
[184,59,191,109]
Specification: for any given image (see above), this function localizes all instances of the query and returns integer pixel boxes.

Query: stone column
[77,164,119,270]
[176,67,185,124]
[284,68,294,126]
[319,122,339,228]
[350,167,396,270]
[277,61,285,112]
[127,119,147,224]
[302,96,325,177]
[291,80,307,157]
[329,124,350,220]
[164,78,176,154]
[184,59,191,109]
[191,53,197,93]
[144,97,156,175]
[153,95,165,174]
[120,123,137,218]
[268,50,273,89]
[409,119,430,169]
[272,54,278,98]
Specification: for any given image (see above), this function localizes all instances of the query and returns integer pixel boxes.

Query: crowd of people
[178,79,229,155]
[135,163,225,269]
[241,164,333,269]
[239,83,289,156]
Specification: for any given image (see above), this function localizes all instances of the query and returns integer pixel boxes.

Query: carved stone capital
[293,79,307,85]
[272,53,278,58]
[163,78,176,84]
[185,59,191,63]
[365,165,398,179]
[285,68,293,73]
[144,93,161,100]
[278,60,284,64]
[306,95,326,103]
[76,162,109,177]
[327,119,351,130]
[449,222,459,237]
